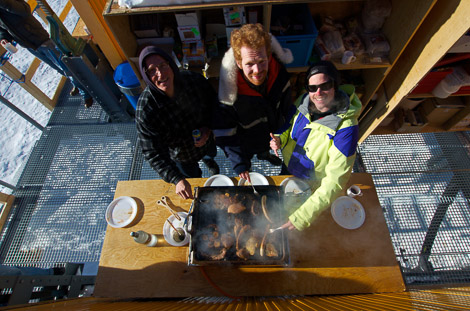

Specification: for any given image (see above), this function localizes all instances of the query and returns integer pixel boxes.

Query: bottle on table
[130,230,158,247]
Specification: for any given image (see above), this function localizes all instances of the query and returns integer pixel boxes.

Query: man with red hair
[213,23,294,182]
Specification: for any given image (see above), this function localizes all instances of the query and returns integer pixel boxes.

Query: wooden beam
[0,59,55,111]
[359,0,470,142]
[71,0,126,69]
[24,58,41,81]
[58,1,73,22]
[0,193,15,231]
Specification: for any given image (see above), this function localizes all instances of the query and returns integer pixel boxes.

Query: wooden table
[94,173,405,298]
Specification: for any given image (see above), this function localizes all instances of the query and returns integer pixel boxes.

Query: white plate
[163,212,189,246]
[105,196,138,228]
[204,174,234,187]
[280,177,312,195]
[330,196,365,230]
[238,172,269,186]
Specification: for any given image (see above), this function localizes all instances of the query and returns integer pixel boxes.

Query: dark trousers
[175,140,217,178]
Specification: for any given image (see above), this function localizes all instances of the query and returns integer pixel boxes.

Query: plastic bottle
[130,230,158,247]
[1,40,18,54]
[192,129,201,143]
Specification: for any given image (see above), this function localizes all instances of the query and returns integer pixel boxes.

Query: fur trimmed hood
[218,34,293,106]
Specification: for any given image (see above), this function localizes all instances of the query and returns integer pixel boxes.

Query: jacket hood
[138,46,180,95]
[218,34,293,106]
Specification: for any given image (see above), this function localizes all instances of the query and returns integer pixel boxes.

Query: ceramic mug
[347,185,363,198]
[342,50,357,64]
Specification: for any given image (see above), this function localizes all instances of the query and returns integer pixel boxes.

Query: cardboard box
[175,12,200,27]
[182,40,205,66]
[175,12,201,43]
[223,7,246,26]
[177,26,202,42]
[417,97,465,125]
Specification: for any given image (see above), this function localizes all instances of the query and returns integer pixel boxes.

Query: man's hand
[270,133,281,157]
[239,171,252,184]
[194,127,211,148]
[281,220,296,231]
[175,179,193,199]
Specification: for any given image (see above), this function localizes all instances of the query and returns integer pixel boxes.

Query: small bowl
[163,212,189,246]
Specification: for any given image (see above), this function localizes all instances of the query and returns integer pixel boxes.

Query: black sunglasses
[307,80,334,92]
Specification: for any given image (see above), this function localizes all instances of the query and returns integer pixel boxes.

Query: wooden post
[0,193,15,231]
[70,0,126,69]
[0,49,56,111]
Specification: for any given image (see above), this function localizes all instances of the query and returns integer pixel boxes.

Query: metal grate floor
[359,132,470,285]
[1,85,470,288]
[0,123,137,267]
[47,82,110,126]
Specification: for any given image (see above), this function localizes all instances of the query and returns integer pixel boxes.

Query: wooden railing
[0,0,75,111]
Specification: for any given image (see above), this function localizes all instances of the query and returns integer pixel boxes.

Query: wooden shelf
[105,0,363,15]
[102,0,444,140]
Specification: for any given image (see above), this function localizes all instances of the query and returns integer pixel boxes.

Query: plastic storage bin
[270,4,318,67]
[114,62,142,109]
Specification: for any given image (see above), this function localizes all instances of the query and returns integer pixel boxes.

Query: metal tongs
[157,196,181,221]
[269,226,284,234]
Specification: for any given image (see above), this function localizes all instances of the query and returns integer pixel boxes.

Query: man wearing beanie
[270,60,362,231]
[136,46,220,200]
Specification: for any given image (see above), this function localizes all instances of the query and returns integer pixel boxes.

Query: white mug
[347,185,363,198]
[342,51,357,64]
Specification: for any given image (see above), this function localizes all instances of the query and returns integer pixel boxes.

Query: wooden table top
[94,173,405,298]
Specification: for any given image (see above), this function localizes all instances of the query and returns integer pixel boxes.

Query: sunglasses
[307,80,334,92]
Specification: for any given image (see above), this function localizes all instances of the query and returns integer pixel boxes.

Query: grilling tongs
[157,196,181,221]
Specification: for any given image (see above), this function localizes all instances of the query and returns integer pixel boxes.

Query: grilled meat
[228,202,246,214]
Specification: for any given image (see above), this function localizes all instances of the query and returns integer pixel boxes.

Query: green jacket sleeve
[288,137,356,231]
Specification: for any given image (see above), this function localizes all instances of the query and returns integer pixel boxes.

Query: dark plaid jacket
[135,70,218,185]
[0,0,49,50]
